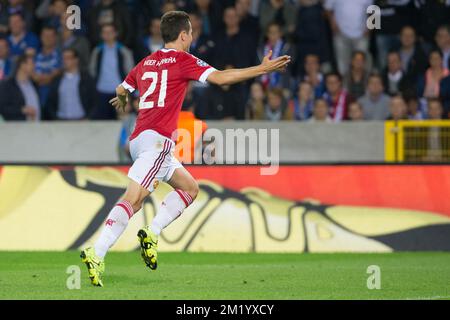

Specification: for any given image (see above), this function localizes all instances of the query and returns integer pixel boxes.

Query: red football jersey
[122,48,216,141]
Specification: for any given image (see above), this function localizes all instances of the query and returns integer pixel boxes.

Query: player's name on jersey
[144,57,177,67]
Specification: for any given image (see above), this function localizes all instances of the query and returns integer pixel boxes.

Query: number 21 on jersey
[139,70,168,109]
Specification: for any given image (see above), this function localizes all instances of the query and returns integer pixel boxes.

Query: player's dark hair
[160,11,191,44]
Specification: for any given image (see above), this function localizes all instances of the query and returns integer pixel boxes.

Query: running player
[80,11,290,287]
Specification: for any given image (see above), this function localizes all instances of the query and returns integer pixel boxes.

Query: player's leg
[138,165,198,270]
[150,166,198,236]
[93,180,149,258]
[81,180,149,286]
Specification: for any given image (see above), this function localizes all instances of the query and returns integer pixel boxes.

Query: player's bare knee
[130,201,143,213]
[187,180,199,201]
[122,194,143,213]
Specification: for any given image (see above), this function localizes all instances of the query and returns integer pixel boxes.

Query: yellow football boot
[137,226,158,270]
[80,247,105,287]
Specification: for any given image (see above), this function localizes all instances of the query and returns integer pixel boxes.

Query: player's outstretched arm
[109,85,128,112]
[206,50,291,86]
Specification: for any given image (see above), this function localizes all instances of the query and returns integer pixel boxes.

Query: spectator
[36,0,68,30]
[358,73,391,121]
[32,26,62,107]
[440,74,450,118]
[7,13,39,59]
[188,11,215,119]
[404,91,424,120]
[291,81,314,121]
[248,0,261,17]
[203,65,247,120]
[382,51,411,96]
[193,0,212,35]
[88,0,134,47]
[259,0,296,37]
[136,18,164,60]
[322,72,351,122]
[373,0,414,70]
[325,0,372,75]
[398,26,427,80]
[45,48,96,120]
[300,54,325,98]
[0,0,34,32]
[387,95,408,120]
[294,0,332,76]
[192,0,225,37]
[258,22,291,89]
[348,101,364,121]
[89,23,134,120]
[0,37,13,79]
[189,12,214,63]
[212,7,256,70]
[161,0,177,15]
[423,98,446,161]
[264,87,292,121]
[59,12,91,69]
[343,50,369,100]
[435,25,450,70]
[418,50,449,99]
[246,81,265,120]
[143,18,164,53]
[308,98,332,123]
[415,0,450,46]
[0,54,40,121]
[427,98,444,120]
[236,0,259,37]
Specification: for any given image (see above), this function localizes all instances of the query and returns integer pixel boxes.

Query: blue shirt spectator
[0,38,13,80]
[89,23,134,120]
[96,44,123,93]
[7,13,39,58]
[33,26,62,106]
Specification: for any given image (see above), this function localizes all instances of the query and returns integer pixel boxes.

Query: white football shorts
[128,129,182,192]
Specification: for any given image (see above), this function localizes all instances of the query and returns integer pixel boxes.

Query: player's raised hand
[261,50,291,73]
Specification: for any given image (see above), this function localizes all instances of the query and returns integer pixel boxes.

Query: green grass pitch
[0,251,449,300]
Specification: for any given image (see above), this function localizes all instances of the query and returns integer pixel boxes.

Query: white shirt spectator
[325,0,373,39]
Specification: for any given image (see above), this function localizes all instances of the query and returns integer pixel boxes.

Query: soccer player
[80,11,290,287]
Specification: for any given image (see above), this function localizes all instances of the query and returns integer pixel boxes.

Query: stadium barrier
[0,164,449,252]
[0,121,385,163]
[385,120,450,162]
